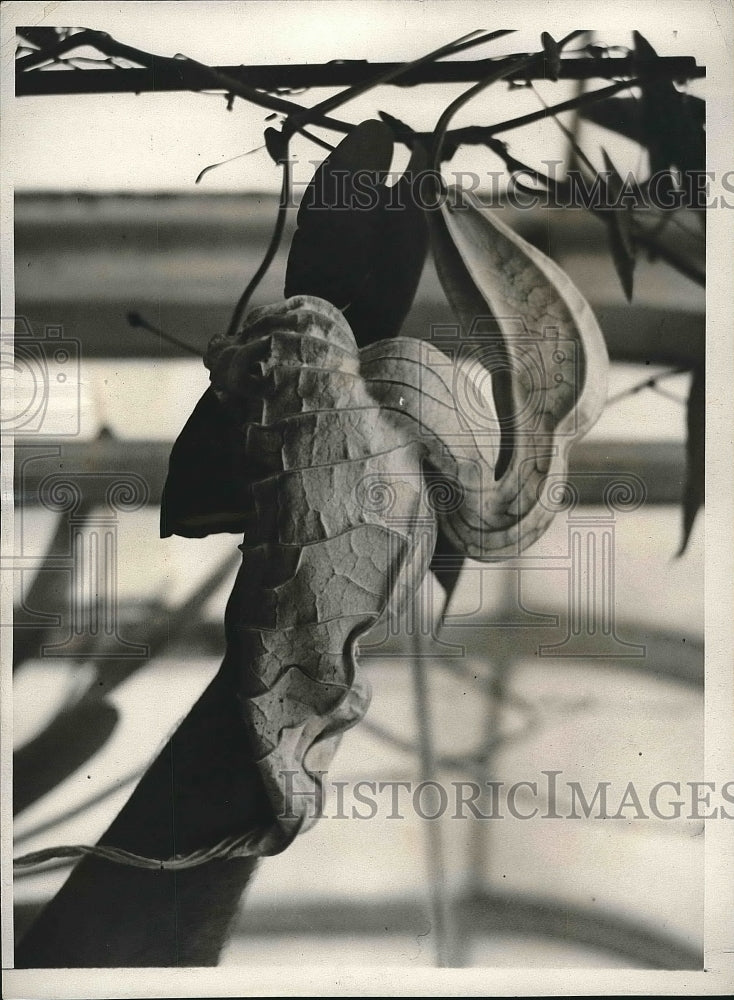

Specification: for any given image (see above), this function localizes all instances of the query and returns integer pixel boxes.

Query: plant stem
[225,157,292,337]
[410,590,455,967]
[16,47,705,93]
[15,667,271,967]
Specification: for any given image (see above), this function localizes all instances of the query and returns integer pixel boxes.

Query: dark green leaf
[579,96,647,145]
[377,109,413,136]
[600,149,636,301]
[263,126,289,164]
[346,153,428,344]
[633,31,705,177]
[285,120,393,336]
[429,523,465,612]
[285,120,428,346]
[160,386,253,538]
[541,32,561,81]
[678,365,704,555]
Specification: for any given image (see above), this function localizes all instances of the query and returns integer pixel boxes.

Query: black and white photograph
[2,1,733,995]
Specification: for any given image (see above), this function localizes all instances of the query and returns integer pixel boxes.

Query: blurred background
[7,0,712,970]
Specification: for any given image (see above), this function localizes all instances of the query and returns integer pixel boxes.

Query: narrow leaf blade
[600,148,637,301]
[678,365,704,555]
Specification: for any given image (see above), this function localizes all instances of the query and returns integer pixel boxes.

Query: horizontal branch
[15,56,705,97]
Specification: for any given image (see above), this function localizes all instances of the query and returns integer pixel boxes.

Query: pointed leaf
[678,365,704,555]
[604,216,636,301]
[346,152,428,343]
[580,96,647,146]
[633,32,706,177]
[429,522,466,611]
[285,120,393,336]
[285,121,428,345]
[263,125,289,164]
[541,32,561,81]
[600,148,637,301]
